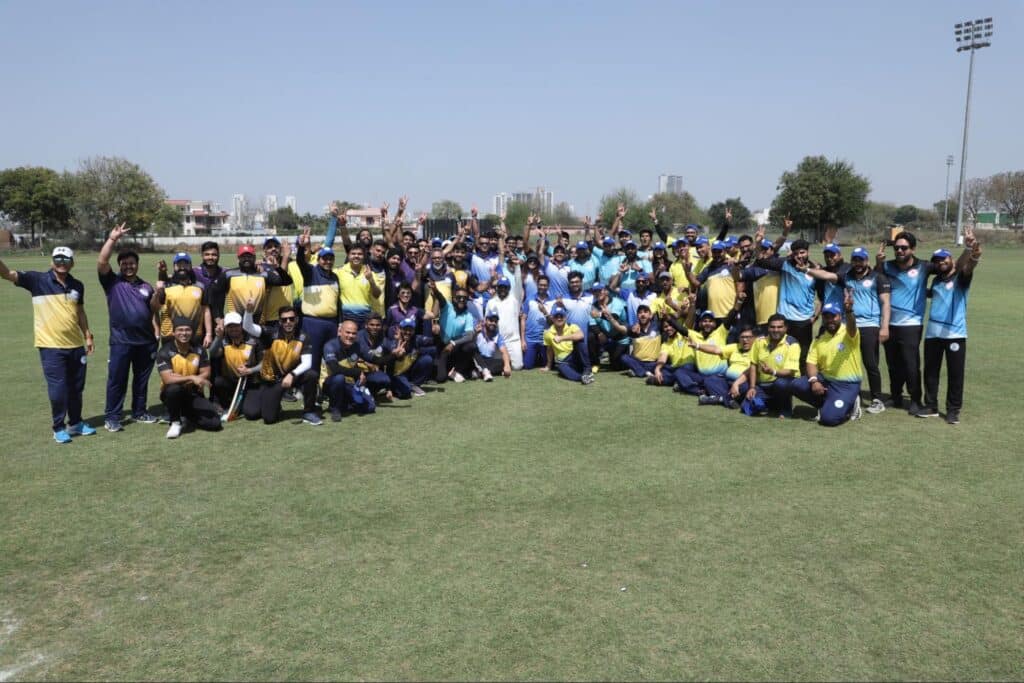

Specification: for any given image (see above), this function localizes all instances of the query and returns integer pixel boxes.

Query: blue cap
[602,236,616,246]
[398,317,416,329]
[851,247,869,260]
[576,240,589,250]
[485,310,500,319]
[635,271,651,281]
[464,235,475,244]
[658,271,672,279]
[697,310,715,320]
[624,240,637,248]
[760,239,774,249]
[431,238,443,247]
[618,228,632,236]
[653,242,666,251]
[711,240,726,251]
[673,238,688,248]
[821,302,843,316]
[931,248,952,260]
[742,395,767,416]
[694,236,709,246]
[685,224,699,232]
[590,282,605,291]
[318,247,334,258]
[723,236,737,247]
[550,304,567,317]
[496,276,511,287]
[526,253,540,262]
[263,236,281,247]
[173,251,191,264]
[823,243,841,255]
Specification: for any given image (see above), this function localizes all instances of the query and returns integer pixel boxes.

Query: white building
[493,192,510,216]
[231,194,247,230]
[285,195,297,213]
[509,187,554,214]
[166,199,231,236]
[264,194,278,213]
[658,174,684,195]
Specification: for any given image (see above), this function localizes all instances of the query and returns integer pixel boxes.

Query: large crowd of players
[0,196,982,443]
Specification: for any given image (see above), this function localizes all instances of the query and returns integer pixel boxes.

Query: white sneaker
[482,368,493,382]
[450,371,465,383]
[865,399,886,414]
[850,401,863,421]
[410,385,426,397]
[166,421,182,439]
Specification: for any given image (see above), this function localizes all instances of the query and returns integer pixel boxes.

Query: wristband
[808,375,819,384]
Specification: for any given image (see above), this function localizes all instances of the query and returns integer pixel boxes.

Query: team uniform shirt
[568,256,600,290]
[388,338,423,376]
[368,263,387,316]
[522,273,540,303]
[740,267,781,325]
[294,255,340,321]
[211,336,262,381]
[719,343,754,380]
[159,281,209,338]
[287,258,307,305]
[261,263,294,323]
[259,329,307,382]
[750,336,802,384]
[668,261,693,292]
[440,302,478,344]
[883,258,935,327]
[818,262,852,308]
[544,260,573,299]
[191,264,223,289]
[470,252,503,285]
[99,270,155,345]
[757,258,816,321]
[424,269,455,314]
[15,270,86,348]
[660,333,694,367]
[839,269,890,328]
[336,263,374,321]
[356,329,391,368]
[323,338,362,383]
[689,324,730,375]
[156,341,209,389]
[474,328,506,359]
[592,247,625,284]
[485,294,521,342]
[926,270,972,339]
[560,293,594,330]
[697,262,737,319]
[592,297,629,346]
[616,259,654,294]
[522,296,553,344]
[651,287,686,321]
[630,323,662,362]
[543,323,582,362]
[216,268,269,320]
[386,303,425,336]
[625,289,658,326]
[808,326,862,383]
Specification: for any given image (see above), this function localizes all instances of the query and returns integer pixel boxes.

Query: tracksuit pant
[301,316,337,379]
[105,341,157,422]
[791,377,861,426]
[435,339,476,382]
[523,340,546,370]
[923,337,966,412]
[675,366,720,396]
[704,375,748,406]
[621,355,657,378]
[159,384,222,431]
[390,354,434,398]
[884,324,922,405]
[746,378,795,414]
[786,318,814,373]
[260,372,319,424]
[212,375,263,420]
[554,343,588,382]
[39,347,87,432]
[324,375,376,415]
[858,326,884,401]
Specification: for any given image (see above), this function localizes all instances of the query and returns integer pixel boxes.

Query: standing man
[97,223,161,432]
[0,247,96,443]
[920,229,981,424]
[876,231,935,415]
[295,228,341,378]
[192,241,224,289]
[755,237,819,372]
[520,275,552,370]
[485,276,523,370]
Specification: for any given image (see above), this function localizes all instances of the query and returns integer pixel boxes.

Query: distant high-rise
[264,194,278,213]
[658,174,684,195]
[493,192,510,217]
[507,187,555,214]
[285,195,297,213]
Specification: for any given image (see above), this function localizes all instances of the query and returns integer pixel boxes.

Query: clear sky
[1,0,1020,218]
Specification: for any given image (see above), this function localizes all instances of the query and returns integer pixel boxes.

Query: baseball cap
[463,235,475,244]
[694,236,709,246]
[723,236,737,247]
[399,317,417,329]
[823,243,841,255]
[635,271,651,281]
[431,237,443,248]
[658,271,672,279]
[526,253,539,262]
[51,246,74,260]
[550,304,568,317]
[624,240,638,248]
[223,312,243,326]
[496,276,511,287]
[821,302,843,316]
[590,282,605,291]
[742,395,767,416]
[653,242,666,251]
[673,238,688,248]
[575,240,589,250]
[760,239,774,249]
[931,248,952,260]
[171,316,194,330]
[173,251,192,264]
[237,244,256,257]
[851,247,869,260]
[602,236,616,246]
[263,236,281,247]
[697,310,715,320]
[618,228,632,236]
[684,224,699,232]
[711,240,726,251]
[318,247,335,258]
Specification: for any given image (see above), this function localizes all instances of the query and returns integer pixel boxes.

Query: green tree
[893,204,920,224]
[707,197,753,233]
[0,166,72,243]
[547,201,576,225]
[771,156,871,243]
[332,200,363,214]
[431,199,463,219]
[646,191,708,232]
[598,188,648,230]
[503,201,531,236]
[933,197,958,227]
[268,206,299,233]
[63,156,166,239]
[152,202,183,236]
[986,171,1024,227]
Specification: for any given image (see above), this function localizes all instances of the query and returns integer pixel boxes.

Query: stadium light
[953,17,993,245]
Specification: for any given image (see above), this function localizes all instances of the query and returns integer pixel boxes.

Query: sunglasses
[454,296,468,302]
[53,256,73,264]
[280,316,297,322]
[894,245,912,251]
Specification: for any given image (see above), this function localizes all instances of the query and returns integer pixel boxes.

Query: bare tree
[987,171,1024,227]
[959,177,990,224]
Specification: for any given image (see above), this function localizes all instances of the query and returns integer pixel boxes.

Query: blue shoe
[67,422,97,436]
[104,420,123,433]
[302,412,323,426]
[132,412,160,424]
[53,429,72,444]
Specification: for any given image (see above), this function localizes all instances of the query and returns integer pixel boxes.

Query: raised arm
[773,216,792,253]
[97,222,129,275]
[959,225,982,276]
[0,258,18,284]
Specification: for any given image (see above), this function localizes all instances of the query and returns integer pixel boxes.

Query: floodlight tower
[944,155,954,229]
[953,17,993,245]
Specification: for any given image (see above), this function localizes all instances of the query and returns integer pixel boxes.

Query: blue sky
[1,0,1020,217]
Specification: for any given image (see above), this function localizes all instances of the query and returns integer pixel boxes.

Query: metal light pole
[953,17,993,246]
[944,154,954,229]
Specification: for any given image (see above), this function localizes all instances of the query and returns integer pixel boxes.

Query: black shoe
[887,395,904,409]
[698,395,723,406]
[723,397,738,409]
[914,404,940,418]
[330,409,342,422]
[945,409,960,425]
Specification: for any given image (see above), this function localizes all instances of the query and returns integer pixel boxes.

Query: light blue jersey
[593,247,625,284]
[470,252,502,285]
[625,289,658,326]
[593,297,629,344]
[840,269,890,328]
[522,296,553,343]
[560,294,594,330]
[617,259,654,295]
[926,271,971,339]
[567,256,600,290]
[776,259,817,321]
[475,328,506,358]
[440,302,477,344]
[544,260,573,298]
[883,259,934,326]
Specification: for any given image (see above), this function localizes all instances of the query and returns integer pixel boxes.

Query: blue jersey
[617,258,653,294]
[818,262,852,308]
[544,260,573,298]
[470,253,502,285]
[99,270,156,346]
[567,256,600,290]
[440,302,477,344]
[593,297,630,345]
[593,247,625,284]
[926,271,971,339]
[522,273,539,303]
[625,289,658,326]
[839,269,890,328]
[474,328,506,358]
[560,293,594,330]
[883,258,935,327]
[772,259,817,321]
[522,296,552,343]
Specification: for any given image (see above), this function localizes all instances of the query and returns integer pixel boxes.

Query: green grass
[1,249,1022,680]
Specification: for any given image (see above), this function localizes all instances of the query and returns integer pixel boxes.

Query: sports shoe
[67,422,96,436]
[450,371,465,383]
[282,388,299,402]
[166,422,182,439]
[470,369,481,380]
[133,412,159,424]
[850,400,863,421]
[723,397,738,410]
[865,399,886,414]
[481,368,493,382]
[887,395,904,409]
[53,429,72,444]
[410,385,426,397]
[698,395,723,406]
[302,412,323,426]
[330,409,342,422]
[945,409,960,425]
[914,404,940,418]
[581,373,595,385]
[104,420,124,433]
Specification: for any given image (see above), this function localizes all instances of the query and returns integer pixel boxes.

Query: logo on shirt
[837,343,846,351]
[804,273,814,282]
[68,290,81,302]
[192,290,201,298]
[139,287,150,297]
[774,354,783,363]
[191,357,199,366]
[834,399,845,408]
[862,279,874,288]
[945,280,955,290]
[908,268,919,278]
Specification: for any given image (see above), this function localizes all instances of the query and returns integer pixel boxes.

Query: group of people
[0,197,982,443]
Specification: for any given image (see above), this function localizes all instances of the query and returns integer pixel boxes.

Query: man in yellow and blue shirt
[743,313,801,417]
